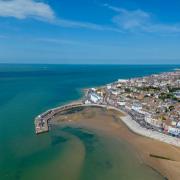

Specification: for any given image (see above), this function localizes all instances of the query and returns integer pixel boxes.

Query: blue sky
[0,0,180,64]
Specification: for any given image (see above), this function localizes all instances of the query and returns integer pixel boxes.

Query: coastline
[2,64,180,180]
[34,103,180,179]
[51,106,180,180]
[120,112,180,147]
[34,69,180,179]
[35,102,180,147]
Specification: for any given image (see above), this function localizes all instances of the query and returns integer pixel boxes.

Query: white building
[145,116,162,128]
[90,93,102,103]
[118,79,128,83]
[168,126,180,136]
[85,100,91,104]
[176,121,180,128]
[131,103,142,112]
[111,90,118,96]
[107,84,111,90]
[91,88,96,92]
[174,91,180,99]
[117,101,126,106]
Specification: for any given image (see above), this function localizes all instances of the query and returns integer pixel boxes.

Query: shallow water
[0,64,179,180]
[14,126,163,180]
[61,127,163,180]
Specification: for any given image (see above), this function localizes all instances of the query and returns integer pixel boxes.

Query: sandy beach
[120,113,180,147]
[52,106,180,180]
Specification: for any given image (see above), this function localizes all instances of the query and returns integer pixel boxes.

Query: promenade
[121,114,180,147]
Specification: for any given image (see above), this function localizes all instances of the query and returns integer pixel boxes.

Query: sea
[0,64,179,180]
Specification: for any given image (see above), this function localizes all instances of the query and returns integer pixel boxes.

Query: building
[118,79,128,83]
[174,90,180,99]
[107,84,111,90]
[145,116,162,128]
[168,126,180,136]
[90,93,102,103]
[176,121,180,128]
[117,101,126,106]
[131,103,142,112]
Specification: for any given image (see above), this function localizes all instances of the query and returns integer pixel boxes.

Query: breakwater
[35,101,83,134]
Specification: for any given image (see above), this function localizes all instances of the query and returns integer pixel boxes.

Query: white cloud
[0,0,55,21]
[2,1,178,34]
[0,0,123,32]
[55,19,105,30]
[112,9,150,30]
[143,24,180,33]
[104,4,180,34]
[54,19,123,32]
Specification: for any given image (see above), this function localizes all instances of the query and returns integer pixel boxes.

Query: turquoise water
[0,64,179,180]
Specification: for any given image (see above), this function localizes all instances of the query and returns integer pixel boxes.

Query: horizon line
[0,63,179,66]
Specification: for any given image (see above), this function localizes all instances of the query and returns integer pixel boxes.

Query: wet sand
[52,106,180,180]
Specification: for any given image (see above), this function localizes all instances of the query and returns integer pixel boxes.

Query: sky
[0,0,180,64]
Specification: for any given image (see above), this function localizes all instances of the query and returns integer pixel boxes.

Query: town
[35,70,180,141]
[85,70,180,137]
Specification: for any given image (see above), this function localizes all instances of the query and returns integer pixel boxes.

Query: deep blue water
[0,64,179,180]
